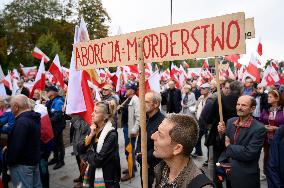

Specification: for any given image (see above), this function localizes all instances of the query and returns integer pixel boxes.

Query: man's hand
[225,136,230,147]
[218,121,226,135]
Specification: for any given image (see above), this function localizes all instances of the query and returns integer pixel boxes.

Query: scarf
[83,121,114,188]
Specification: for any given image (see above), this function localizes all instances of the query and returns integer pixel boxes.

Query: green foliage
[0,0,110,73]
[78,0,110,39]
[35,33,67,67]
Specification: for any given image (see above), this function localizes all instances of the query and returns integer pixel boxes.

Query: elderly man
[120,81,140,181]
[152,114,214,187]
[218,96,266,188]
[7,94,42,188]
[136,91,165,187]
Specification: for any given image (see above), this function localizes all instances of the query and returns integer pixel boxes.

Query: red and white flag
[257,38,263,56]
[182,61,189,68]
[0,65,6,97]
[246,53,260,83]
[34,103,54,143]
[30,57,46,98]
[66,17,94,125]
[3,71,12,90]
[202,59,209,69]
[260,65,280,87]
[146,71,161,93]
[224,55,241,69]
[49,54,64,89]
[32,47,50,63]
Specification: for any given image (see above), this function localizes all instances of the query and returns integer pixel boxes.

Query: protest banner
[245,18,255,39]
[74,12,248,188]
[74,12,246,70]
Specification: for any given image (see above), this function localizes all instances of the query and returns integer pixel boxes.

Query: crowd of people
[0,73,284,188]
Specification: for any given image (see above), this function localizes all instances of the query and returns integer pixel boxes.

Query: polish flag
[49,54,64,89]
[0,66,7,97]
[32,47,50,63]
[224,55,241,69]
[257,38,263,56]
[29,58,46,98]
[66,17,94,125]
[246,53,260,83]
[115,67,122,92]
[146,71,161,93]
[34,103,54,143]
[202,59,209,69]
[3,71,12,90]
[260,65,280,87]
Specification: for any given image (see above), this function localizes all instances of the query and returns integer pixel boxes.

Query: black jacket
[7,111,41,166]
[136,110,165,168]
[162,88,182,113]
[78,129,121,184]
[206,94,239,148]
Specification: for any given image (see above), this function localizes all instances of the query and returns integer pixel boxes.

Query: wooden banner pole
[214,57,224,123]
[138,43,148,188]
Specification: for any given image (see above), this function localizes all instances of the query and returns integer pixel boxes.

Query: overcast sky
[1,0,284,63]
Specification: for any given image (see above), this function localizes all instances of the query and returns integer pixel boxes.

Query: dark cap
[125,82,138,91]
[45,86,59,92]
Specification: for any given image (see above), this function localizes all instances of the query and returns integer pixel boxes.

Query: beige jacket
[128,95,140,136]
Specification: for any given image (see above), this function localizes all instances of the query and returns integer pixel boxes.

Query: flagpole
[214,57,223,123]
[138,42,148,188]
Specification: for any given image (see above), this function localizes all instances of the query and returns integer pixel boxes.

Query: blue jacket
[46,96,66,132]
[7,111,41,166]
[267,127,284,188]
[0,109,15,134]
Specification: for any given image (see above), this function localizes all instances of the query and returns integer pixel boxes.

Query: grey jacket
[128,95,140,136]
[225,117,266,188]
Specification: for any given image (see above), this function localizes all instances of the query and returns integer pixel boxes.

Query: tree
[78,0,110,39]
[35,33,67,67]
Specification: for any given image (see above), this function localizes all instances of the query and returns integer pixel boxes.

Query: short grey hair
[147,90,162,105]
[230,81,243,96]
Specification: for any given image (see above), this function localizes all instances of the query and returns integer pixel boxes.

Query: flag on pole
[66,17,94,125]
[202,59,209,69]
[246,53,260,83]
[32,47,50,63]
[34,103,54,143]
[30,57,46,98]
[49,54,65,88]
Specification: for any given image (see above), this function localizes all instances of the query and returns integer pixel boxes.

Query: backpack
[187,173,215,188]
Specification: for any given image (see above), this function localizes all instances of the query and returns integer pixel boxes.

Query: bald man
[7,94,42,188]
[218,96,266,188]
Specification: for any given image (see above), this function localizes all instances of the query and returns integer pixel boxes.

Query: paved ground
[49,128,268,188]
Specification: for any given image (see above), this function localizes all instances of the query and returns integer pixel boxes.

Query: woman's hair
[268,89,284,107]
[95,101,116,122]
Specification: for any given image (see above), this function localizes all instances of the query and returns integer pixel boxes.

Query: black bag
[187,173,215,188]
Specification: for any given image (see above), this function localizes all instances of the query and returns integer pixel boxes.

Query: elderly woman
[181,84,196,117]
[78,101,121,188]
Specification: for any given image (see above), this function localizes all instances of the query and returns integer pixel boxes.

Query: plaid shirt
[232,116,253,144]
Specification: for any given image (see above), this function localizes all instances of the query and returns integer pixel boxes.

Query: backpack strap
[187,173,215,188]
